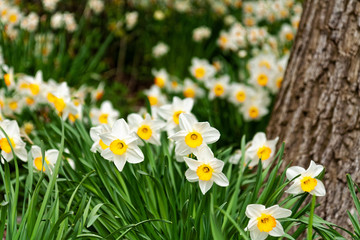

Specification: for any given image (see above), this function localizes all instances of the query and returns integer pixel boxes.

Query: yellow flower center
[301,176,318,192]
[155,77,165,88]
[148,96,158,106]
[220,36,228,45]
[99,139,108,150]
[194,67,205,79]
[245,17,255,26]
[183,88,195,98]
[196,164,214,181]
[20,83,29,89]
[285,33,294,41]
[257,73,268,86]
[29,84,40,95]
[0,100,4,109]
[34,156,50,172]
[257,213,277,232]
[110,139,128,155]
[4,73,10,86]
[9,101,18,110]
[257,146,272,161]
[54,98,66,113]
[236,91,246,102]
[24,123,34,135]
[171,81,178,88]
[0,138,15,154]
[99,113,109,124]
[68,113,79,123]
[249,106,259,119]
[9,14,17,23]
[185,131,203,148]
[259,60,271,69]
[47,93,56,103]
[213,83,225,96]
[276,77,283,89]
[173,110,184,125]
[26,97,35,106]
[95,91,104,101]
[137,124,152,140]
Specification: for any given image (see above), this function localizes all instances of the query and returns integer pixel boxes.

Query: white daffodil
[228,83,255,106]
[184,145,229,194]
[3,66,15,89]
[144,85,167,107]
[90,100,120,126]
[245,204,291,240]
[285,160,326,196]
[158,97,195,136]
[240,100,269,121]
[189,58,216,82]
[182,78,205,99]
[99,119,144,172]
[169,113,220,156]
[31,145,59,174]
[217,31,238,51]
[245,132,278,168]
[127,113,165,146]
[0,120,27,163]
[90,124,111,153]
[92,82,105,102]
[152,68,169,88]
[205,75,230,100]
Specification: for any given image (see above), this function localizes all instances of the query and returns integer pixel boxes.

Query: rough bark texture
[266,0,360,228]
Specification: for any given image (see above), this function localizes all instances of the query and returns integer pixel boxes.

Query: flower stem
[307,195,316,240]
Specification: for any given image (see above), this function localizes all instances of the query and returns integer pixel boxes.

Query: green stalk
[307,195,316,240]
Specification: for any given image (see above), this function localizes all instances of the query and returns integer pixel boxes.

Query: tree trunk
[266,0,360,228]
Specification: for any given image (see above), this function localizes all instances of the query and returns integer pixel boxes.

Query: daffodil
[99,119,144,172]
[31,145,59,174]
[169,113,220,156]
[90,100,120,126]
[152,68,169,88]
[0,120,27,163]
[205,75,230,99]
[3,66,15,89]
[245,204,291,240]
[184,145,229,194]
[90,124,111,153]
[240,100,269,121]
[127,113,165,145]
[228,83,255,105]
[144,85,167,107]
[285,160,326,196]
[182,78,204,99]
[245,132,278,168]
[189,58,216,82]
[158,96,195,136]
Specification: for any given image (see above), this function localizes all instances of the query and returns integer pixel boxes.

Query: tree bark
[266,0,360,228]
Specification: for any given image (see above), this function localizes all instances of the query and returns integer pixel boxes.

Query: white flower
[63,12,77,32]
[158,97,194,136]
[0,120,27,162]
[50,12,64,29]
[152,42,169,58]
[182,78,205,99]
[99,119,144,172]
[90,101,120,126]
[125,11,138,30]
[88,0,104,14]
[20,12,39,32]
[192,26,211,42]
[152,68,169,88]
[184,145,229,194]
[205,75,230,100]
[240,98,269,122]
[31,145,59,174]
[245,204,291,240]
[127,113,165,145]
[189,58,216,82]
[90,124,111,153]
[228,83,255,105]
[144,85,167,107]
[245,132,278,168]
[286,160,326,196]
[169,113,220,156]
[217,31,238,51]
